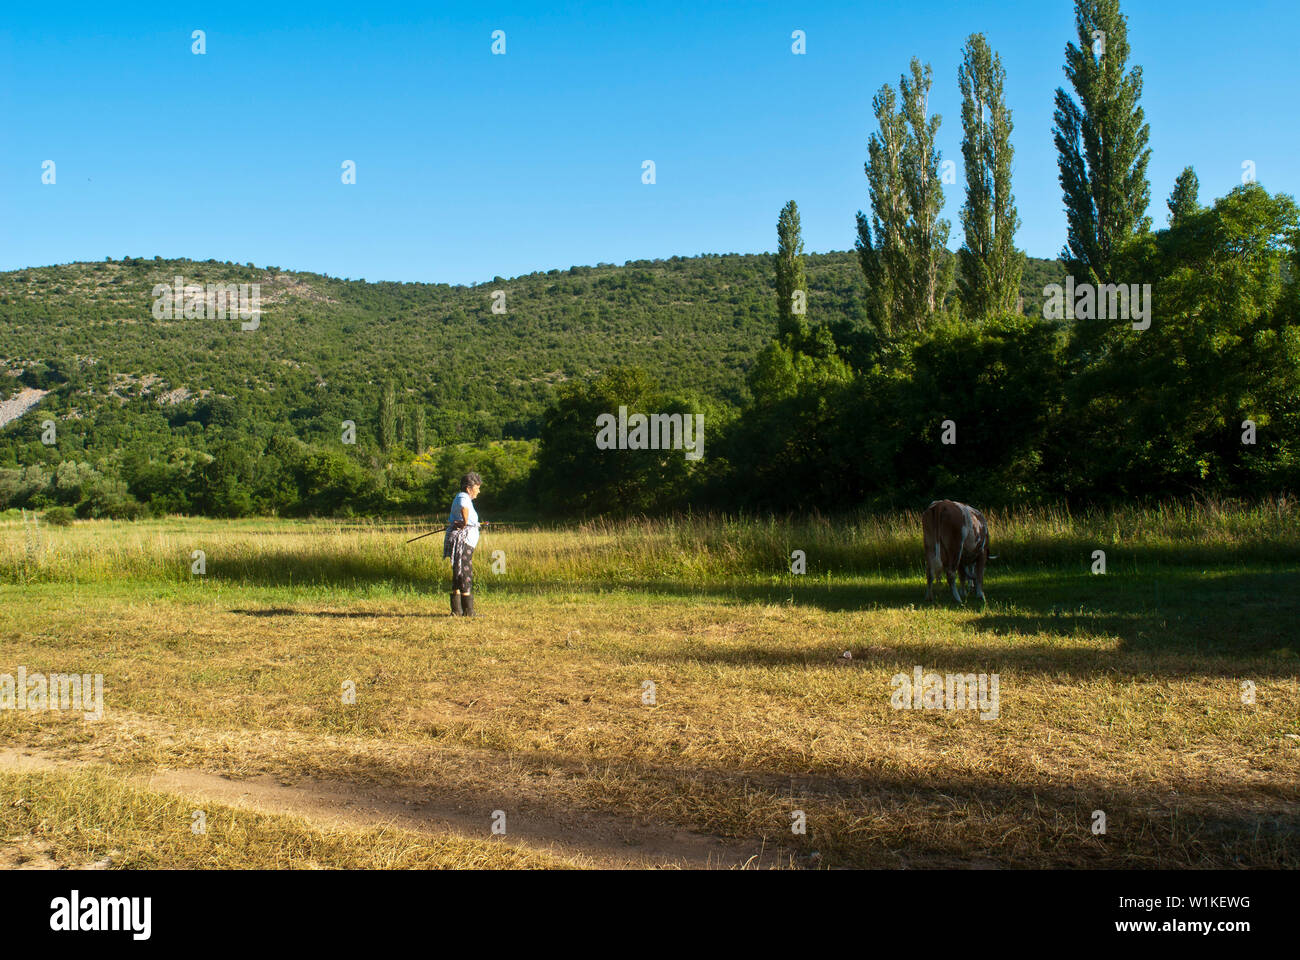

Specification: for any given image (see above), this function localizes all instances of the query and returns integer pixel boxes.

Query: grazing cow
[922,500,991,604]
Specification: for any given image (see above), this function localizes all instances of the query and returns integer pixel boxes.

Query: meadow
[1,501,1297,869]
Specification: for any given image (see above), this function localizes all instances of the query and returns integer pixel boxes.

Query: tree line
[532,0,1299,515]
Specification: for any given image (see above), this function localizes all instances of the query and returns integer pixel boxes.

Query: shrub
[42,506,75,525]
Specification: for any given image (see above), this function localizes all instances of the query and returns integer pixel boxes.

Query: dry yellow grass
[0,508,1297,868]
[0,765,579,869]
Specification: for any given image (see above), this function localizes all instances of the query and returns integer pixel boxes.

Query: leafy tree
[293,449,376,516]
[1053,0,1152,283]
[957,33,1024,320]
[775,201,809,343]
[532,367,705,516]
[857,84,909,338]
[379,380,396,452]
[1061,184,1300,497]
[194,440,256,517]
[899,59,951,327]
[1166,166,1200,226]
[903,315,1063,503]
[412,405,427,455]
[416,440,536,514]
[858,60,950,337]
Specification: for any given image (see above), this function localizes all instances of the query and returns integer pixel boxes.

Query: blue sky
[2,1,1296,284]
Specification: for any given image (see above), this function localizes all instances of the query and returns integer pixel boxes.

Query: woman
[443,472,486,617]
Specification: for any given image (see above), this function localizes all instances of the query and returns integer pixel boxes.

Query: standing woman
[444,472,485,617]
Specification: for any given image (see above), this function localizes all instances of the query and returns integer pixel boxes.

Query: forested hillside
[0,251,1062,444]
[0,249,1063,520]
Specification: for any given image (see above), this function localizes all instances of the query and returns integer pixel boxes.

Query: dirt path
[0,747,773,870]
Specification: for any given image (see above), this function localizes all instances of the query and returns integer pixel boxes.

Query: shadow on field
[636,637,1299,680]
[613,569,1300,671]
[263,726,1295,867]
[217,563,1298,664]
[230,608,432,619]
[568,753,1300,868]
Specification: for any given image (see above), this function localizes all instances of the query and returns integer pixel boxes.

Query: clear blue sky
[2,0,1296,285]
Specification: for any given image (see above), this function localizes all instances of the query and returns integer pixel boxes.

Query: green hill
[0,251,1063,449]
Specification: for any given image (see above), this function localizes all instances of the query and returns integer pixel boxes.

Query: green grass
[5,498,1299,588]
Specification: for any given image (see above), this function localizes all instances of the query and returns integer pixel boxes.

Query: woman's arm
[451,495,470,529]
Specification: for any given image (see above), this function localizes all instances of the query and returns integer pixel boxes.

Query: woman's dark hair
[460,472,483,492]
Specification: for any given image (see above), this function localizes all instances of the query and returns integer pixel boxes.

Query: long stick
[404,522,520,544]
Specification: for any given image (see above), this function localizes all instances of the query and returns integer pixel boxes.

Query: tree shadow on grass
[229,608,434,619]
[592,569,1300,675]
[633,637,1299,680]
[219,565,1298,669]
[969,568,1300,661]
[316,733,1299,868]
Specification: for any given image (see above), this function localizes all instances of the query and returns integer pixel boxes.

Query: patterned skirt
[443,525,473,591]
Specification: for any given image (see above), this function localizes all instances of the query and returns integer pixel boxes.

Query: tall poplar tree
[412,405,427,455]
[379,380,396,452]
[1166,167,1200,226]
[1053,0,1151,283]
[857,59,949,336]
[957,33,1023,320]
[775,201,809,343]
[857,84,909,337]
[899,59,950,327]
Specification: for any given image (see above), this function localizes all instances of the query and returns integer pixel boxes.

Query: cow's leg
[973,554,986,602]
[924,532,940,602]
[942,532,962,604]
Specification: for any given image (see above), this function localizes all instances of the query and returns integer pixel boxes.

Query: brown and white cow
[922,500,991,604]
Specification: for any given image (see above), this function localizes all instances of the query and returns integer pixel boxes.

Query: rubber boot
[450,592,462,616]
[461,595,475,618]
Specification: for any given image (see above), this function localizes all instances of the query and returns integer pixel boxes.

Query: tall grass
[2,499,1297,589]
